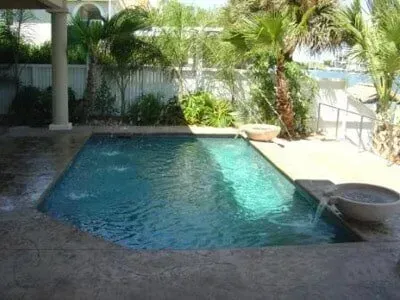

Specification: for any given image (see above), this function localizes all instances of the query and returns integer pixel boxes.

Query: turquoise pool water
[39,136,357,249]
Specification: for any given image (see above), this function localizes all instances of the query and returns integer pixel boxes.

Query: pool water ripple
[39,136,357,249]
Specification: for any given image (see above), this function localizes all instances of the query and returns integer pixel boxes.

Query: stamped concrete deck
[1,126,400,299]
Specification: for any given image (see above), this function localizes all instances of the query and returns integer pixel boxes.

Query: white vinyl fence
[3,64,397,153]
[0,64,250,115]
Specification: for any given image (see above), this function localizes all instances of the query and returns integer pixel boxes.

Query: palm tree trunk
[85,57,96,120]
[275,56,295,138]
[119,76,127,117]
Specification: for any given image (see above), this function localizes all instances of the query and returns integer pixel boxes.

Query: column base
[49,123,72,131]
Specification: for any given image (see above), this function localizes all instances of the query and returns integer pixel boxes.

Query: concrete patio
[1,126,400,299]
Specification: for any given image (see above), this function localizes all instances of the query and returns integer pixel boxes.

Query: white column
[49,6,72,131]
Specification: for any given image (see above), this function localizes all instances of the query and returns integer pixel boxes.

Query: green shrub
[124,92,234,127]
[31,87,52,125]
[9,86,42,125]
[67,46,87,64]
[160,96,186,125]
[29,42,51,64]
[286,62,317,135]
[0,31,85,64]
[92,79,117,117]
[42,87,81,124]
[181,92,235,127]
[207,99,235,127]
[126,94,164,125]
[69,98,84,124]
[9,86,79,126]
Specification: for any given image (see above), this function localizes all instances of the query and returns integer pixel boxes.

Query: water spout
[313,187,339,224]
[313,200,328,224]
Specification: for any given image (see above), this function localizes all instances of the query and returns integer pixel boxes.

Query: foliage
[126,94,164,125]
[150,0,217,97]
[222,0,264,25]
[202,34,247,104]
[180,92,235,127]
[70,8,162,116]
[225,1,340,137]
[68,16,104,116]
[242,55,316,134]
[341,0,400,115]
[286,62,318,134]
[9,86,42,125]
[0,34,85,64]
[124,92,234,127]
[160,96,186,125]
[92,79,117,117]
[100,8,164,116]
[9,86,79,126]
[28,42,51,64]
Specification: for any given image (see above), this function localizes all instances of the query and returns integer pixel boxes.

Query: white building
[8,0,160,45]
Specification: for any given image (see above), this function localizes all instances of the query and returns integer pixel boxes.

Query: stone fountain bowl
[330,183,400,223]
[241,124,281,142]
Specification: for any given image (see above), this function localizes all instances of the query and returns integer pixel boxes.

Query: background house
[1,0,158,45]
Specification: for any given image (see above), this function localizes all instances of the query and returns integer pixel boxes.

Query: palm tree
[226,1,341,137]
[341,0,400,115]
[99,8,164,116]
[150,0,215,98]
[69,8,154,118]
[340,0,400,161]
[69,17,103,118]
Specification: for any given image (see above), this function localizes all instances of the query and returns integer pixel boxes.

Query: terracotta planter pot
[241,124,281,142]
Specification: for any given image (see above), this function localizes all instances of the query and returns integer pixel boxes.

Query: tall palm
[225,0,342,58]
[150,0,213,98]
[227,2,341,136]
[341,0,400,115]
[69,17,103,118]
[69,8,152,117]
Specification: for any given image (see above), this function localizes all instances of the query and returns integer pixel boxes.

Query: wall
[316,79,377,150]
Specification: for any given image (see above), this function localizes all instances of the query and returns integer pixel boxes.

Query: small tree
[0,9,34,93]
[69,8,154,118]
[93,78,116,117]
[342,0,400,116]
[341,0,400,161]
[150,0,215,98]
[101,8,164,116]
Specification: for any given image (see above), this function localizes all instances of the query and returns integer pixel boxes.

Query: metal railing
[316,103,377,149]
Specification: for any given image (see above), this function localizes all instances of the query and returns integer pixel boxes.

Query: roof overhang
[0,0,65,9]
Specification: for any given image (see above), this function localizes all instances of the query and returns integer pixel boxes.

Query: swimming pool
[39,136,357,249]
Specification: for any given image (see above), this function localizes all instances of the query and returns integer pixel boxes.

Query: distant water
[39,136,357,250]
[308,69,372,87]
